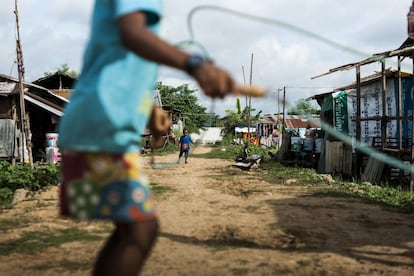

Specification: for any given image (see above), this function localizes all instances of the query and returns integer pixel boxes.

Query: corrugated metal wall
[0,119,15,158]
[325,141,352,176]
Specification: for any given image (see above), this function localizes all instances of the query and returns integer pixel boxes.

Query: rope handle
[237,85,267,97]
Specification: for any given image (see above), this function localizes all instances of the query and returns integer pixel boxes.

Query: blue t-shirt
[180,135,192,151]
[58,0,162,153]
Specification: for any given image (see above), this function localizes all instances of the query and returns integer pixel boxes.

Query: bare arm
[117,12,237,98]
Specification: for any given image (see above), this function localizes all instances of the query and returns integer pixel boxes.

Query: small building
[0,74,68,163]
[33,72,76,100]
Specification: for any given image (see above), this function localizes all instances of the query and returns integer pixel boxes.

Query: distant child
[178,129,192,164]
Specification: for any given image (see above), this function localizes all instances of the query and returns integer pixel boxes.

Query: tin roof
[262,114,320,129]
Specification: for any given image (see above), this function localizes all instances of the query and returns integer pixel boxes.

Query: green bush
[193,143,272,161]
[0,188,14,206]
[0,162,60,207]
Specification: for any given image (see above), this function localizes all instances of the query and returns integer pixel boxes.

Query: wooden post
[381,61,387,150]
[247,53,253,145]
[242,65,248,108]
[411,55,414,194]
[14,0,32,166]
[397,56,403,151]
[356,65,361,178]
[11,98,17,165]
[282,86,286,132]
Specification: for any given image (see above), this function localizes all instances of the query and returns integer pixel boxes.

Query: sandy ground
[1,146,414,275]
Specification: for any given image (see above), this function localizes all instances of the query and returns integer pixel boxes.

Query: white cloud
[1,0,413,116]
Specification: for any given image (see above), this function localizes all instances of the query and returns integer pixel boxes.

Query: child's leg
[93,219,159,276]
[184,150,189,163]
[177,150,183,163]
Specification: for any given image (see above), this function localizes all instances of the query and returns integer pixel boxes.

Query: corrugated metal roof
[262,114,320,129]
[24,94,63,117]
[0,82,16,94]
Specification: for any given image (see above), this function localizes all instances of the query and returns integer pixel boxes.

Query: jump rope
[150,4,414,176]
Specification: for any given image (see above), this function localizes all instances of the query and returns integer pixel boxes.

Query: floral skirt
[59,151,157,222]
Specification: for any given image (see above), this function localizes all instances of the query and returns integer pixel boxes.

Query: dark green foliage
[288,98,320,115]
[43,64,78,78]
[0,162,59,207]
[156,82,210,132]
[223,106,262,136]
[0,188,14,206]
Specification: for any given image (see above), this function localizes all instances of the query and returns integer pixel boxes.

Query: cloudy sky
[0,0,413,116]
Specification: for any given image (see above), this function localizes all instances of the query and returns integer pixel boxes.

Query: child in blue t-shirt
[178,129,192,164]
[57,1,240,275]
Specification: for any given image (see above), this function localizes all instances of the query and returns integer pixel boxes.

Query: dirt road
[1,146,414,275]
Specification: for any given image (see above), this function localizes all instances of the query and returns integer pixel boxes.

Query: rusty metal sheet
[0,119,15,157]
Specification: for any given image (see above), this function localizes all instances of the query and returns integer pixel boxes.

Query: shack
[33,72,76,100]
[0,74,68,163]
[311,38,414,185]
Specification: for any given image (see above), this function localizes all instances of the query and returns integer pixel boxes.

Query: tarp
[332,77,413,146]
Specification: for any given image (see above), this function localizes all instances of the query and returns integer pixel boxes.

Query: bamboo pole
[356,65,361,178]
[282,86,286,132]
[247,53,253,145]
[14,0,32,166]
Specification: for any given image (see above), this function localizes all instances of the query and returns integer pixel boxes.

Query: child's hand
[191,62,237,99]
[148,106,171,149]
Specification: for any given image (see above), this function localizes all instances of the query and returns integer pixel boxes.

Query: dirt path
[1,146,414,275]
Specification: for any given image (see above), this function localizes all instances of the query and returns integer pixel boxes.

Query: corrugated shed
[0,74,68,112]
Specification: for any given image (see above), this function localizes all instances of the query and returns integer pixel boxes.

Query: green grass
[0,227,103,256]
[150,182,175,198]
[193,144,273,162]
[204,146,414,213]
[0,216,39,231]
[29,258,93,271]
[244,205,262,213]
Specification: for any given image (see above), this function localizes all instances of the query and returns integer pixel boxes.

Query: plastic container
[303,138,314,151]
[46,133,58,147]
[290,136,303,151]
[46,147,59,164]
[314,138,323,153]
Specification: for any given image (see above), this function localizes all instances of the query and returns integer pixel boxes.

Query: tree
[44,64,78,78]
[156,82,212,133]
[288,99,320,116]
[222,104,262,136]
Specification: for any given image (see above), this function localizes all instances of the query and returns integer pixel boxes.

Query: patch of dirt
[1,146,414,275]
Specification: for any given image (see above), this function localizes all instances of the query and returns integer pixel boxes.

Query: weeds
[0,227,102,256]
[29,258,92,272]
[0,216,38,231]
[205,147,414,213]
[150,182,175,199]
